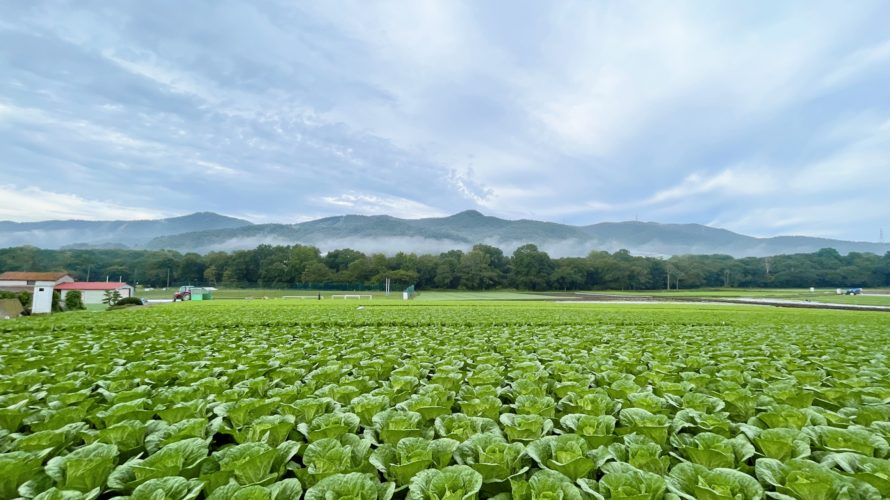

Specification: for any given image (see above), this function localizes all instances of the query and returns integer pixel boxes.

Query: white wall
[64,287,135,305]
[31,282,55,314]
[79,290,100,304]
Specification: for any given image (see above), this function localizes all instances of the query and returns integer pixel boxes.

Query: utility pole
[724,270,730,288]
[166,269,171,289]
[86,264,91,281]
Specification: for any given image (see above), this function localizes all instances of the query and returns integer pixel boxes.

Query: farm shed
[0,271,74,288]
[55,282,135,305]
[189,287,213,300]
[31,281,56,314]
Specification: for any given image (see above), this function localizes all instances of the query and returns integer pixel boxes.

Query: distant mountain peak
[171,212,253,224]
[451,209,486,218]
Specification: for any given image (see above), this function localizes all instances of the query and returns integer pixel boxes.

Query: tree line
[1,244,888,291]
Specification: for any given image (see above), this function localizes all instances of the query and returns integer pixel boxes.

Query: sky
[1,1,889,241]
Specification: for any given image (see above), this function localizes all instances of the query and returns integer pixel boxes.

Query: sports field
[2,300,888,498]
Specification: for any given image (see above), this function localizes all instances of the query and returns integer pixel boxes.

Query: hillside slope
[0,212,252,249]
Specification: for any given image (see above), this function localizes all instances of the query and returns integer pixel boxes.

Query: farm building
[0,271,74,288]
[0,272,74,314]
[56,282,135,305]
[187,287,214,301]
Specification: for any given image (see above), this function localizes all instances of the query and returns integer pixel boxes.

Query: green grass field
[2,300,889,498]
[574,288,890,306]
[137,287,397,300]
[136,288,559,302]
[136,286,890,307]
[415,291,557,301]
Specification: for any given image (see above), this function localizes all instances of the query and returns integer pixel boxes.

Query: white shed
[31,281,56,314]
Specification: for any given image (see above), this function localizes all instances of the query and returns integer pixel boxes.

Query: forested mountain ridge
[3,210,889,258]
[146,210,890,257]
[0,212,251,249]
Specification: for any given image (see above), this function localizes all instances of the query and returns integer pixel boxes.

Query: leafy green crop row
[1,302,889,499]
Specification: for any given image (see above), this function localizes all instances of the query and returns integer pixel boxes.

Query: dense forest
[1,244,889,291]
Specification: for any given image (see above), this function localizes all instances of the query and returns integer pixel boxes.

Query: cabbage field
[1,301,889,499]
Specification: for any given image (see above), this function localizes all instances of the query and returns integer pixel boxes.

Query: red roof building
[0,272,74,286]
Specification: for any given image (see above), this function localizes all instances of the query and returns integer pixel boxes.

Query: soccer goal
[330,294,373,300]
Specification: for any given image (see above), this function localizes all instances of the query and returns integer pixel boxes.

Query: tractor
[173,286,193,301]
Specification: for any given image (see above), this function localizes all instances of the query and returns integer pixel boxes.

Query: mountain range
[2,210,889,258]
[0,212,251,250]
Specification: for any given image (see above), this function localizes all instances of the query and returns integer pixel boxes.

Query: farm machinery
[173,286,192,301]
[173,286,213,301]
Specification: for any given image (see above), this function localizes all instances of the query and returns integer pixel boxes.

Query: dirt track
[566,293,890,312]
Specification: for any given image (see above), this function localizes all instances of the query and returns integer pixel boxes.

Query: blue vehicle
[846,288,863,295]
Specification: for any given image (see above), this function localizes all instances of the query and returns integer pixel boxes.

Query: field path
[568,292,890,312]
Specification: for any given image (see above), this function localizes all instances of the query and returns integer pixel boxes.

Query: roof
[56,282,133,291]
[0,272,72,281]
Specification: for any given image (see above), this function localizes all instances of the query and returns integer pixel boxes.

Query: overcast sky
[1,1,889,240]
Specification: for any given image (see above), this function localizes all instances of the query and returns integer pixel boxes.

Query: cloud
[192,160,238,177]
[1,1,890,242]
[644,168,779,206]
[319,193,446,218]
[101,50,221,104]
[448,168,493,205]
[789,117,890,194]
[0,185,168,221]
[821,38,890,89]
[709,198,889,240]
